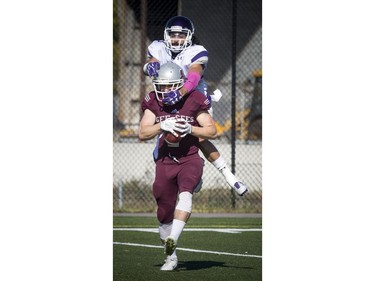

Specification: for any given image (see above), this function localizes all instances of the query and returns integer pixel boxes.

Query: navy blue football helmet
[164,16,195,53]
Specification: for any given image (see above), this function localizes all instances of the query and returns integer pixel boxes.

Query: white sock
[160,222,178,260]
[211,155,227,171]
[211,156,239,187]
[221,166,238,187]
[169,250,177,260]
[169,219,186,242]
[159,222,172,241]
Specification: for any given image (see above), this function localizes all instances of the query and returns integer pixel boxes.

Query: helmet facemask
[152,62,185,104]
[164,28,193,53]
[153,79,184,103]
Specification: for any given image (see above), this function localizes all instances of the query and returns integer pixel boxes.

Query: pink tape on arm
[183,71,201,93]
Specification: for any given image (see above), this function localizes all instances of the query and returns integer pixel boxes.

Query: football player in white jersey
[143,16,248,196]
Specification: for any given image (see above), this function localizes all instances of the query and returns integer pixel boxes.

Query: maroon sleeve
[141,92,157,113]
[191,90,211,112]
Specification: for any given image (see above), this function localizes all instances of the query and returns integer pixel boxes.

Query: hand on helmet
[146,62,160,78]
[162,89,182,105]
[174,119,192,137]
[160,118,179,137]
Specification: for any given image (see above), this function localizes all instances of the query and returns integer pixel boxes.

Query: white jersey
[147,40,209,95]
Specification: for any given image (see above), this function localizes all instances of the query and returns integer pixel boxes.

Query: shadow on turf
[155,261,253,271]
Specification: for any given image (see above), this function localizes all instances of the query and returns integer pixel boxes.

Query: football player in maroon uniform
[139,62,217,271]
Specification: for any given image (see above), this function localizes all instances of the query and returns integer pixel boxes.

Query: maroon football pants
[153,156,203,224]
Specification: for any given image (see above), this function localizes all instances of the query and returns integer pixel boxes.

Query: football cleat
[164,236,177,256]
[220,167,248,196]
[234,181,248,196]
[160,256,178,271]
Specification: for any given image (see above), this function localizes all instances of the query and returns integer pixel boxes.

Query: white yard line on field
[113,242,262,259]
[113,228,262,234]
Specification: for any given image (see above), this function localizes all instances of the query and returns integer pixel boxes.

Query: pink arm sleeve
[183,71,201,93]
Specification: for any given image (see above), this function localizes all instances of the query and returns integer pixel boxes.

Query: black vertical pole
[139,0,147,118]
[231,0,237,209]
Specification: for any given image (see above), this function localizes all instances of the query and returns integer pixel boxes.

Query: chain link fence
[113,0,262,213]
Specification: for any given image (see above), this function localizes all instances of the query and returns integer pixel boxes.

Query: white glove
[174,119,192,137]
[160,118,179,137]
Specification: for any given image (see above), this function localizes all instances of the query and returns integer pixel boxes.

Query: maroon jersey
[141,90,211,162]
